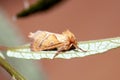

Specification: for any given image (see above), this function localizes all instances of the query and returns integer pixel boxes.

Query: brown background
[0,0,120,80]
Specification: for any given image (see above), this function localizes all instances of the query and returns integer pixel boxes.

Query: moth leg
[73,43,87,52]
[53,50,62,59]
[53,44,72,59]
[53,47,65,59]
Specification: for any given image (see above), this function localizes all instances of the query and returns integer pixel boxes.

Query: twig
[0,56,26,80]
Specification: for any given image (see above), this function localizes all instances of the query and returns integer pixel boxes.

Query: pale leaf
[7,37,120,59]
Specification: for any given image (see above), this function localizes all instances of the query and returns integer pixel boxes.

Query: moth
[28,30,86,58]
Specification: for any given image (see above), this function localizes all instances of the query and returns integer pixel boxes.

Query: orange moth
[28,30,86,58]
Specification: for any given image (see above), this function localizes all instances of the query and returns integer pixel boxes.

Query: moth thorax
[62,30,76,42]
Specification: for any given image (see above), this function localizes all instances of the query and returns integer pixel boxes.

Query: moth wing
[39,34,65,50]
[30,31,47,51]
[30,31,68,51]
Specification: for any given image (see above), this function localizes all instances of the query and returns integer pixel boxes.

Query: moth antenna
[73,44,87,52]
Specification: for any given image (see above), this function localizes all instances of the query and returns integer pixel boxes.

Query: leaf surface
[7,37,120,59]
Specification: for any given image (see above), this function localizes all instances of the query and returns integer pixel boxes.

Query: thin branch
[0,55,26,80]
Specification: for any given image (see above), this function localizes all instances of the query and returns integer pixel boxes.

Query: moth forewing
[29,31,48,51]
[38,34,62,50]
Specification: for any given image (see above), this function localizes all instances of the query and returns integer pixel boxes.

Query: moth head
[62,30,77,43]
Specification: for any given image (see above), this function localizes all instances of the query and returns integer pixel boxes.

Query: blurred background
[0,0,120,80]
